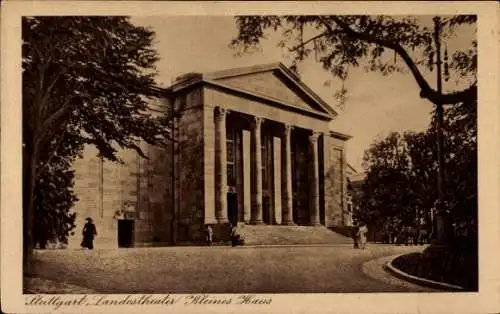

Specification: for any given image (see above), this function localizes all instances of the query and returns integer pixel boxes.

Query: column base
[250,220,265,225]
[216,218,229,224]
[282,221,296,226]
[204,218,218,225]
[309,222,322,227]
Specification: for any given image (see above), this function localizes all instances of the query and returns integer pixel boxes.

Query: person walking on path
[204,225,214,246]
[357,223,368,249]
[230,223,244,247]
[352,221,359,249]
[81,217,97,250]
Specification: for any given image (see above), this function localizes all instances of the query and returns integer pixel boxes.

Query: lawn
[391,245,478,291]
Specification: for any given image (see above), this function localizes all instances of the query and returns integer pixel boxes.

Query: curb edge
[383,255,465,292]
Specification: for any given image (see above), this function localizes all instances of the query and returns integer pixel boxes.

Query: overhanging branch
[35,95,74,147]
[289,31,329,53]
[318,16,476,106]
[37,123,69,174]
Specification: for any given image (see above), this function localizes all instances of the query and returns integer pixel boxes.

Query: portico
[137,61,353,244]
[212,106,325,227]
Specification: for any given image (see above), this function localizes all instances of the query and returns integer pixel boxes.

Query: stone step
[237,225,353,245]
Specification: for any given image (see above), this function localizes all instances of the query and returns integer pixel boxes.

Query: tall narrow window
[333,148,343,196]
[336,148,343,188]
[227,127,236,187]
[261,133,269,191]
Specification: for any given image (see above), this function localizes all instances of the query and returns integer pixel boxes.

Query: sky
[131,16,475,172]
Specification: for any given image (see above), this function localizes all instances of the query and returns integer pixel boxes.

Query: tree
[439,99,477,220]
[34,158,78,249]
[358,98,477,233]
[357,132,417,229]
[22,17,170,273]
[231,15,476,107]
[31,98,88,249]
[403,130,438,216]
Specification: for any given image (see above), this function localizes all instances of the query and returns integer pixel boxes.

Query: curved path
[30,244,437,293]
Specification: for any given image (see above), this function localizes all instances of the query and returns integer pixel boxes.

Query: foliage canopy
[23,16,167,260]
[231,15,477,107]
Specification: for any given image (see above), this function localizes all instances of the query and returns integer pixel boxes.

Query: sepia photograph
[1,1,499,314]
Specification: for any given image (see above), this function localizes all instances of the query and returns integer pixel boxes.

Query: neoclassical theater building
[68,63,352,248]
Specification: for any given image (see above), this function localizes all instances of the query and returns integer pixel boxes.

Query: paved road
[30,244,437,293]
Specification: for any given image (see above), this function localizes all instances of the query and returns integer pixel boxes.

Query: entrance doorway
[293,199,299,224]
[263,195,271,224]
[118,219,134,248]
[227,192,238,225]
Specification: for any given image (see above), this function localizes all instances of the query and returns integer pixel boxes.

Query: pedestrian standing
[81,217,97,250]
[358,223,368,249]
[204,225,214,246]
[230,223,243,247]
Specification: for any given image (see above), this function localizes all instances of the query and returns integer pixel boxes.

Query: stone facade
[173,88,206,243]
[69,98,173,248]
[322,132,350,227]
[69,63,351,248]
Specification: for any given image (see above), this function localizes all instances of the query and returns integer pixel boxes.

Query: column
[282,124,295,225]
[309,131,321,226]
[215,106,228,223]
[242,130,251,223]
[251,117,264,224]
[273,136,282,224]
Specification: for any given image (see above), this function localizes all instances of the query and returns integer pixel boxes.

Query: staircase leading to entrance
[238,225,353,246]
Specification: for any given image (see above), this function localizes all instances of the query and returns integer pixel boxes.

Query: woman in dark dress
[81,217,97,249]
[352,221,359,249]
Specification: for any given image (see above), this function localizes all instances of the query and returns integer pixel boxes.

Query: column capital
[253,116,264,129]
[283,124,294,136]
[215,106,228,121]
[309,131,322,143]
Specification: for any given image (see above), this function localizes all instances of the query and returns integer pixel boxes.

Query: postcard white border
[2,1,499,314]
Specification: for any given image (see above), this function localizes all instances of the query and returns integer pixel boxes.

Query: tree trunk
[23,142,38,276]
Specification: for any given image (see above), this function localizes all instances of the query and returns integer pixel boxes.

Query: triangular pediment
[204,64,337,118]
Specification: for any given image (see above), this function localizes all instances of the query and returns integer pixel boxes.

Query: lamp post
[431,16,452,245]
